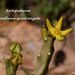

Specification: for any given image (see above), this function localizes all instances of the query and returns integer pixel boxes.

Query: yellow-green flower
[46,17,72,41]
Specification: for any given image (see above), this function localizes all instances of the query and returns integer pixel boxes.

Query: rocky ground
[0,21,75,75]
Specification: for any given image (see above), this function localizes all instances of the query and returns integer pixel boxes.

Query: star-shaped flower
[46,17,72,40]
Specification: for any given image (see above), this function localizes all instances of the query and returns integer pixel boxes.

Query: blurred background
[0,0,75,75]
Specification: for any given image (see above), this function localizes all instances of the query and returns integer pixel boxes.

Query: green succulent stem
[5,42,22,75]
[34,37,55,75]
[5,59,18,75]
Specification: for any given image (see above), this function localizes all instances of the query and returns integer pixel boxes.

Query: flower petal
[46,18,53,32]
[61,28,72,36]
[11,56,18,64]
[56,35,64,41]
[55,16,63,30]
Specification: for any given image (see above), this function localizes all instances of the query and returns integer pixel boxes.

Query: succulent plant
[5,42,22,75]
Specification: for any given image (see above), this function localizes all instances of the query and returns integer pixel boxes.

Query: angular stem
[34,37,55,75]
[5,59,18,75]
[5,42,22,75]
